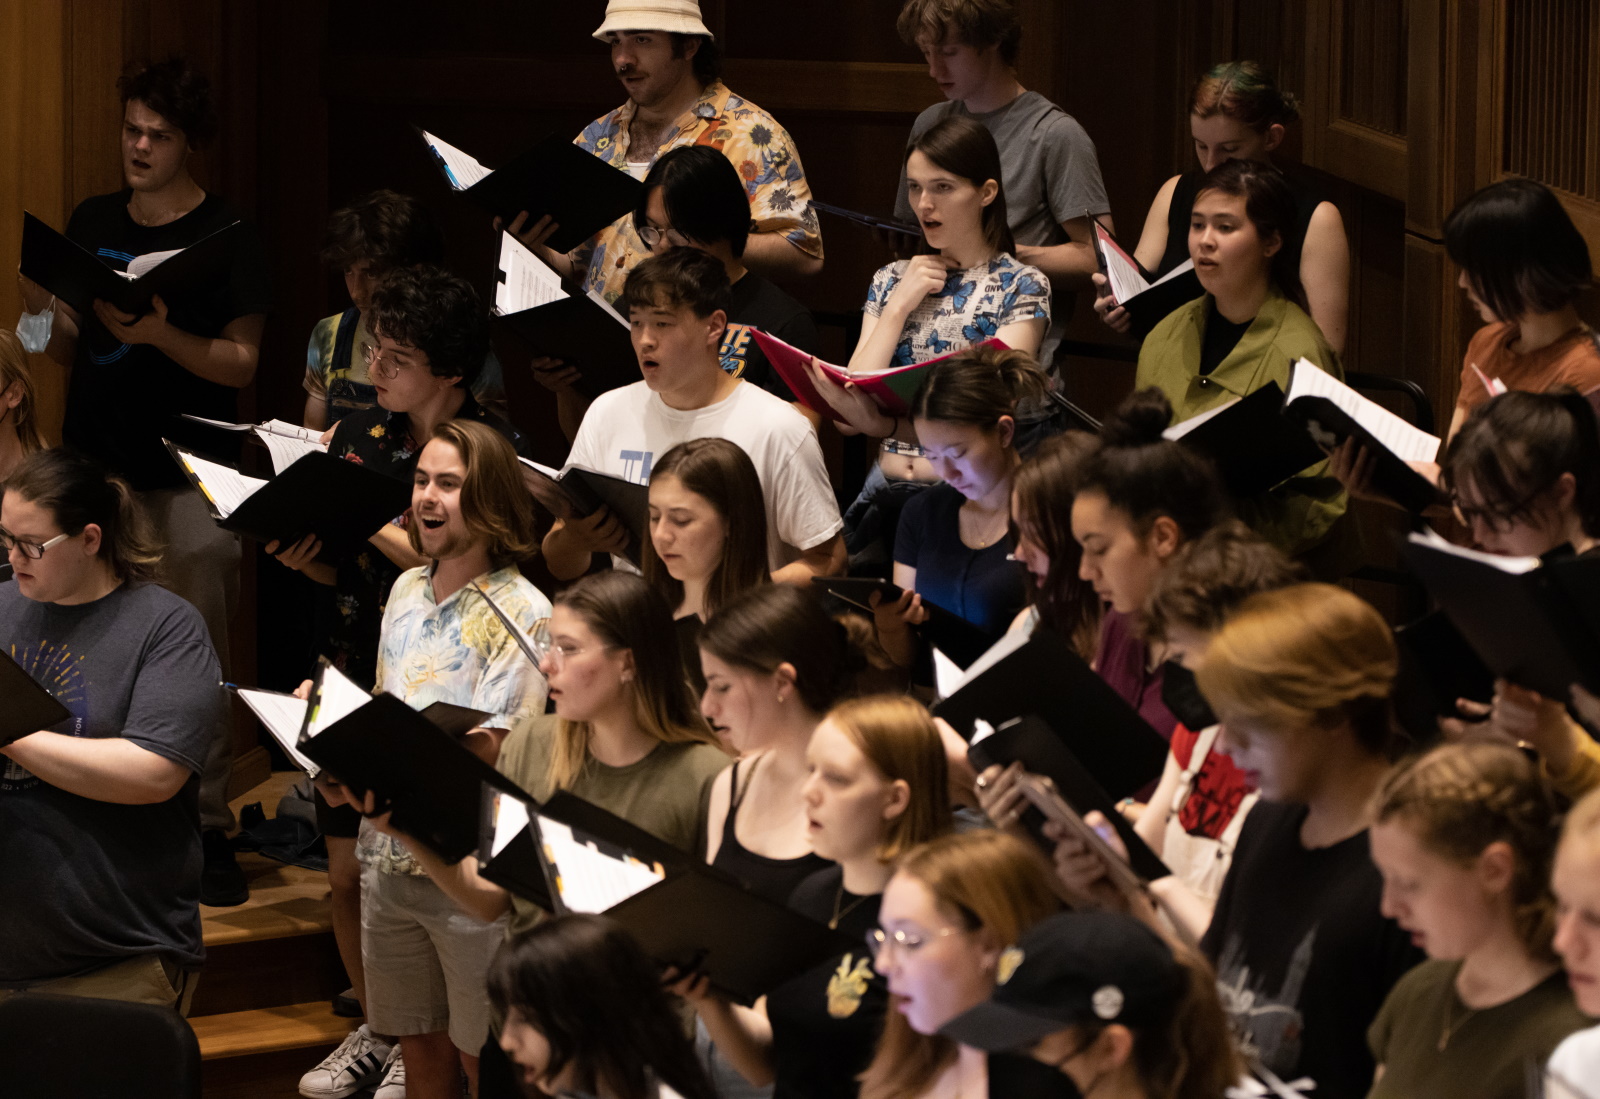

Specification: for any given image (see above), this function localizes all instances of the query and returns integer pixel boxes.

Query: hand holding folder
[481,788,858,1006]
[1162,381,1326,499]
[517,457,649,565]
[166,441,413,561]
[810,576,1000,670]
[1091,220,1203,339]
[418,129,642,254]
[21,212,242,318]
[0,650,74,749]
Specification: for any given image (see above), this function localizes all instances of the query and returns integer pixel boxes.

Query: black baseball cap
[938,910,1186,1052]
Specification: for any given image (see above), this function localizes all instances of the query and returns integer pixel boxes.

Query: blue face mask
[15,298,54,354]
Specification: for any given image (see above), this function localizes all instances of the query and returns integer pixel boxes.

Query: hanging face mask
[15,297,55,354]
[1161,660,1218,731]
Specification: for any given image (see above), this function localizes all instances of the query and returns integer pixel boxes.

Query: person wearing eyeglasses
[533,146,823,440]
[672,694,951,1099]
[0,449,220,1010]
[307,419,550,1099]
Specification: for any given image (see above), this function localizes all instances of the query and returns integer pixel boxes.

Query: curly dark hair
[117,57,217,150]
[369,265,488,388]
[320,190,445,273]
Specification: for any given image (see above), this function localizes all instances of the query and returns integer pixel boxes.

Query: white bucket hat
[592,0,714,40]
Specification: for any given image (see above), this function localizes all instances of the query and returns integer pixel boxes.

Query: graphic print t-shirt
[1200,800,1423,1099]
[0,582,220,982]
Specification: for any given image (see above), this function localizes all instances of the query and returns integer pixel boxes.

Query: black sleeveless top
[711,756,831,905]
[1159,164,1332,284]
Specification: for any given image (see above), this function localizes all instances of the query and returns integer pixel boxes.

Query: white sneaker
[373,1045,407,1099]
[298,1023,392,1099]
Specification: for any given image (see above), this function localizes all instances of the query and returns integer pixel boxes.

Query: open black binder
[1163,382,1326,498]
[21,212,241,317]
[810,576,1001,670]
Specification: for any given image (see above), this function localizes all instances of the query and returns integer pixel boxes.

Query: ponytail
[1131,950,1244,1099]
[1190,60,1300,132]
[2,448,162,583]
[908,344,1050,433]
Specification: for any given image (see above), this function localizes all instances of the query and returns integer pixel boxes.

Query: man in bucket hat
[511,0,824,308]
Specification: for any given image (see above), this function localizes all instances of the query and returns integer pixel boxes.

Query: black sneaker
[331,988,361,1018]
[201,828,250,907]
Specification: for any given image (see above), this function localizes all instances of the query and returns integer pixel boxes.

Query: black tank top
[711,756,831,905]
[1159,164,1331,284]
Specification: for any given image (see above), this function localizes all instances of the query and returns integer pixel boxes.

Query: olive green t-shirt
[494,712,730,937]
[1368,958,1588,1099]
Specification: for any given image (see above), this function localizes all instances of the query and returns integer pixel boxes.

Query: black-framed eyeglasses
[360,341,413,380]
[1451,486,1549,533]
[638,224,690,250]
[0,526,75,559]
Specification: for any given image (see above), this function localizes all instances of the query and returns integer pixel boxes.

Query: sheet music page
[1287,359,1441,462]
[259,419,323,442]
[931,648,963,699]
[585,287,630,328]
[489,791,531,858]
[180,452,268,517]
[421,130,492,189]
[1407,528,1541,574]
[238,689,318,775]
[1163,394,1241,439]
[1148,259,1196,288]
[495,233,568,315]
[537,814,665,913]
[1094,224,1150,304]
[307,663,375,740]
[180,414,254,432]
[125,247,183,279]
[937,626,1032,700]
[259,434,327,476]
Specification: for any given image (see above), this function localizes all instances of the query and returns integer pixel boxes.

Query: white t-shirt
[567,380,843,571]
[1548,1025,1600,1098]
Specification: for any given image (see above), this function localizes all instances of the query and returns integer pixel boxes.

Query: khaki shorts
[0,954,197,1015]
[361,865,505,1053]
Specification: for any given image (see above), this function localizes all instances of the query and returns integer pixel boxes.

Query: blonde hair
[859,831,1062,1099]
[545,573,721,791]
[0,331,47,455]
[823,696,952,862]
[1195,583,1399,755]
[1375,741,1561,960]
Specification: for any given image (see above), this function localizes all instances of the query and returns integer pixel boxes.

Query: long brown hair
[823,696,953,862]
[546,572,722,791]
[860,831,1063,1099]
[0,331,47,455]
[1010,431,1101,659]
[3,449,162,583]
[907,115,1015,257]
[640,438,768,619]
[699,584,867,715]
[406,419,540,568]
[1374,741,1562,960]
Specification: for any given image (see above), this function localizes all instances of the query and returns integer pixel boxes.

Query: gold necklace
[829,880,871,930]
[961,503,1009,549]
[1438,993,1482,1052]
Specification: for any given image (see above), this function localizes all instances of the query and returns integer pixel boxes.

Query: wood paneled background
[4,0,1599,692]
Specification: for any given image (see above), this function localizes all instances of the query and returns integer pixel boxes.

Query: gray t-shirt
[0,581,220,982]
[895,92,1110,370]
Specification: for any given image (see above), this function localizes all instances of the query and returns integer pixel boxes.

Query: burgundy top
[1094,610,1178,742]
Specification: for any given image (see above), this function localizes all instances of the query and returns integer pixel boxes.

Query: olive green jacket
[1135,291,1348,558]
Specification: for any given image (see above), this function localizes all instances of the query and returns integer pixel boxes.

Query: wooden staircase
[190,771,359,1099]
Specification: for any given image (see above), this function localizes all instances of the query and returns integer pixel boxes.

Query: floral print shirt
[570,81,823,305]
[322,394,525,690]
[864,253,1051,367]
[358,564,552,876]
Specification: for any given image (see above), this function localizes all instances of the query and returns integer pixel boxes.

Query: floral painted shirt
[864,253,1051,367]
[321,393,525,690]
[358,563,552,876]
[570,81,823,305]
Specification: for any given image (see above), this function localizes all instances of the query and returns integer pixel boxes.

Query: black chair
[0,992,201,1098]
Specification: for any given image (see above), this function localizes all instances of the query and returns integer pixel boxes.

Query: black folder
[1091,220,1204,340]
[0,649,74,748]
[495,294,640,398]
[418,129,642,254]
[810,576,1001,670]
[166,442,413,561]
[513,792,857,1006]
[297,661,525,864]
[810,201,922,238]
[21,212,241,317]
[968,714,1170,883]
[1401,535,1600,700]
[518,459,649,565]
[1394,610,1495,717]
[1165,382,1326,498]
[1282,392,1443,514]
[934,627,1169,800]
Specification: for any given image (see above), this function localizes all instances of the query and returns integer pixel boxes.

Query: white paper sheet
[422,130,492,190]
[1286,359,1441,463]
[537,814,665,914]
[179,452,268,517]
[237,689,317,775]
[307,663,375,740]
[494,232,567,315]
[489,791,531,858]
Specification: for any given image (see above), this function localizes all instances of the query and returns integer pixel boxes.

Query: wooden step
[205,770,333,947]
[192,1001,355,1061]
